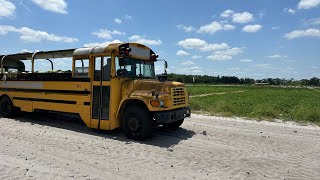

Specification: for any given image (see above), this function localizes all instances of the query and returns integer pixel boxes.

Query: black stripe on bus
[1,88,90,95]
[13,97,76,104]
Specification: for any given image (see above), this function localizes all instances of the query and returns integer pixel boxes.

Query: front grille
[172,87,187,107]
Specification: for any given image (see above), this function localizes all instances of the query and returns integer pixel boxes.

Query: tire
[0,96,15,118]
[163,119,184,129]
[122,106,153,140]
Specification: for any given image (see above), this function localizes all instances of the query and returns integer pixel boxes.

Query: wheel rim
[128,114,142,135]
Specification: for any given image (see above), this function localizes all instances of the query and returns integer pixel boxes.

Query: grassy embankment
[187,85,320,125]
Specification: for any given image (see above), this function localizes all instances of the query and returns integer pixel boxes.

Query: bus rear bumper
[153,107,191,124]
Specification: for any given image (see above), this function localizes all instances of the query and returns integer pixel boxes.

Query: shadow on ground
[3,111,196,148]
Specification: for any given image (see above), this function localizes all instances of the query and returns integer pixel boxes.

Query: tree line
[166,73,320,86]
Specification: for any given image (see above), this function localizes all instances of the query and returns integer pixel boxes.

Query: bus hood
[122,79,185,94]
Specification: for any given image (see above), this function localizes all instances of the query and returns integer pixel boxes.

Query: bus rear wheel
[122,106,153,140]
[0,96,15,118]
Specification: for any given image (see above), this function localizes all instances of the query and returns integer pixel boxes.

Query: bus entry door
[91,56,111,129]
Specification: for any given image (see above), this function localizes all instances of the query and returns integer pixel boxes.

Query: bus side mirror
[158,74,168,82]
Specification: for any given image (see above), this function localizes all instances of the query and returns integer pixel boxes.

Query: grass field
[187,85,320,125]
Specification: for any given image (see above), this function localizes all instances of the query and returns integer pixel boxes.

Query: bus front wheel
[122,106,153,140]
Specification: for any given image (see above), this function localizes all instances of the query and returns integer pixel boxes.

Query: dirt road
[1,113,320,180]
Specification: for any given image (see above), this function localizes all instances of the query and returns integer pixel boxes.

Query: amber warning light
[151,54,159,61]
[119,47,131,56]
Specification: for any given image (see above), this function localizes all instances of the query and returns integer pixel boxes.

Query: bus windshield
[116,57,155,79]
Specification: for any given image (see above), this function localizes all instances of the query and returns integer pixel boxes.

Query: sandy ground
[0,113,320,180]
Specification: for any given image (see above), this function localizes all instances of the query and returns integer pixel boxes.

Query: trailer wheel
[163,119,184,129]
[122,106,152,140]
[0,96,15,118]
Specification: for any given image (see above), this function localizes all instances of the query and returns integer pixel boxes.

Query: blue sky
[0,0,320,79]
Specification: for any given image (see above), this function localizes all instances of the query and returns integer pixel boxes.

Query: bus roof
[0,49,75,61]
[0,43,152,61]
[73,43,122,56]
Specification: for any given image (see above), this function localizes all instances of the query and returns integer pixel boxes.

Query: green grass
[187,85,320,125]
[187,85,248,95]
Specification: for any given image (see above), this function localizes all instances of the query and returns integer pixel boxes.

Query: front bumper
[153,107,191,124]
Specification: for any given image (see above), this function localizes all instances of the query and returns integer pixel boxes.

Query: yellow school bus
[0,43,190,140]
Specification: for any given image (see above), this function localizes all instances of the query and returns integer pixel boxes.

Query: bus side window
[103,57,111,81]
[94,57,110,81]
[74,59,89,78]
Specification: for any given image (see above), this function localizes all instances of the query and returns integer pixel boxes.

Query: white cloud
[114,14,132,24]
[114,18,122,24]
[31,0,67,14]
[207,54,232,61]
[232,12,254,23]
[220,10,254,24]
[192,69,203,74]
[181,61,195,65]
[214,47,243,56]
[92,29,125,39]
[176,66,204,75]
[267,54,288,59]
[224,24,236,30]
[304,18,320,26]
[0,25,16,35]
[197,21,235,34]
[240,59,253,62]
[190,66,201,70]
[200,43,230,51]
[178,38,243,61]
[284,8,296,14]
[176,50,190,56]
[242,24,262,33]
[176,25,196,32]
[191,55,202,59]
[84,39,122,47]
[128,35,162,45]
[178,38,207,49]
[178,38,229,51]
[284,28,320,39]
[123,14,132,20]
[227,67,241,71]
[0,25,78,43]
[207,47,244,61]
[0,0,16,17]
[21,49,31,53]
[272,27,280,30]
[220,9,234,18]
[253,64,271,68]
[298,0,320,9]
[288,9,296,14]
[19,27,78,42]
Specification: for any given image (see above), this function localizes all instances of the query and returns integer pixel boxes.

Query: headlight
[160,100,164,107]
[150,100,164,107]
